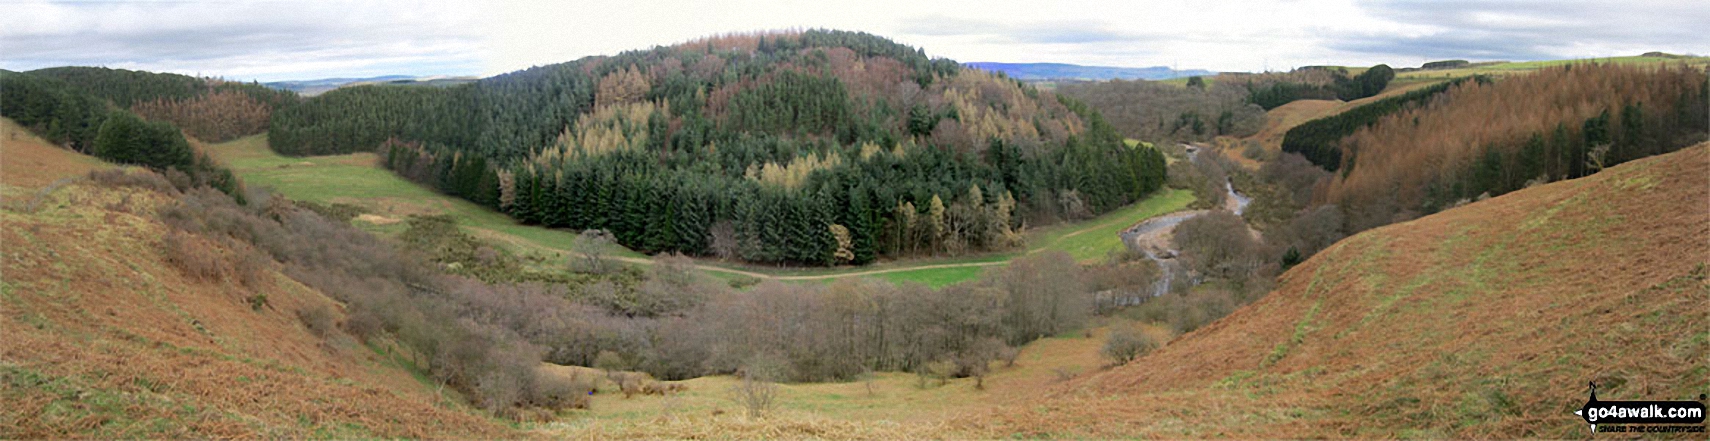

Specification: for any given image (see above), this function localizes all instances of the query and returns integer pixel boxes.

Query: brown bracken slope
[0,119,512,438]
[965,143,1708,438]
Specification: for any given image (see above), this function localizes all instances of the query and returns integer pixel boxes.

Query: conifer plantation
[269,30,1169,266]
[1319,63,1707,231]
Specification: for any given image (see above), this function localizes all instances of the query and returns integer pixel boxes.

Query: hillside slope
[968,143,1708,438]
[0,121,509,438]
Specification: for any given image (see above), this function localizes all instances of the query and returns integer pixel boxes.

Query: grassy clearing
[205,135,644,263]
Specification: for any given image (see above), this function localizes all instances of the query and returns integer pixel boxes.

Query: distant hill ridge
[965,62,1214,81]
[263,75,478,96]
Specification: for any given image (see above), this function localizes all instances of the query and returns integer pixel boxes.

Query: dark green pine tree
[509,168,533,223]
[1518,133,1546,184]
[543,171,568,228]
[564,171,589,228]
[643,176,676,253]
[675,180,710,254]
[846,184,877,265]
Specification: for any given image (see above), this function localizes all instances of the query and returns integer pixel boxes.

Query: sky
[0,0,1703,82]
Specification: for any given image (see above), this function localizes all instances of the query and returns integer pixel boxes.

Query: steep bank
[969,143,1709,438]
[1,120,510,438]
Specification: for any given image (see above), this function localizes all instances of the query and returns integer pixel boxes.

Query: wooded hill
[1055,78,1266,144]
[271,30,1168,266]
[28,67,298,142]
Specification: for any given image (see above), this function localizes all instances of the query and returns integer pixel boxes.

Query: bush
[1102,325,1159,365]
[87,168,177,194]
[297,305,339,339]
[570,229,616,274]
[731,352,785,419]
[1173,211,1261,280]
[594,350,628,374]
[162,229,228,281]
[294,200,364,223]
[1170,288,1237,334]
[525,369,592,410]
[1242,140,1267,161]
[246,294,268,311]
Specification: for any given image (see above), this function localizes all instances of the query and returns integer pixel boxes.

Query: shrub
[341,307,384,342]
[294,200,364,223]
[1174,211,1262,280]
[162,229,228,281]
[87,168,177,194]
[731,352,786,419]
[232,246,272,288]
[246,294,268,311]
[297,305,339,339]
[1242,140,1267,161]
[570,229,616,274]
[594,350,628,375]
[525,369,592,410]
[1102,324,1159,365]
[1170,288,1237,334]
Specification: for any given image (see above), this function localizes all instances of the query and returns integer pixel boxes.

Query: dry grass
[534,323,1128,438]
[1,117,111,190]
[1,143,512,438]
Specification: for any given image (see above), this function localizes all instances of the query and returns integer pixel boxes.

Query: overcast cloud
[0,0,1702,82]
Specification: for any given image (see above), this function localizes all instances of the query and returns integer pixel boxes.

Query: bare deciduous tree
[571,229,615,274]
[730,352,785,419]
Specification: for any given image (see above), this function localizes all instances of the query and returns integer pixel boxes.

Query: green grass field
[209,134,1195,287]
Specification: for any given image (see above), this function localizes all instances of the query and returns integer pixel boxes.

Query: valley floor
[201,133,1196,288]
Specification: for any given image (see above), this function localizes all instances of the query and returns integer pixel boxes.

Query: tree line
[277,30,1167,266]
[1,70,246,200]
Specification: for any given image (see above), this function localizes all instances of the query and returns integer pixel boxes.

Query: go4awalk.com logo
[1573,382,1706,434]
